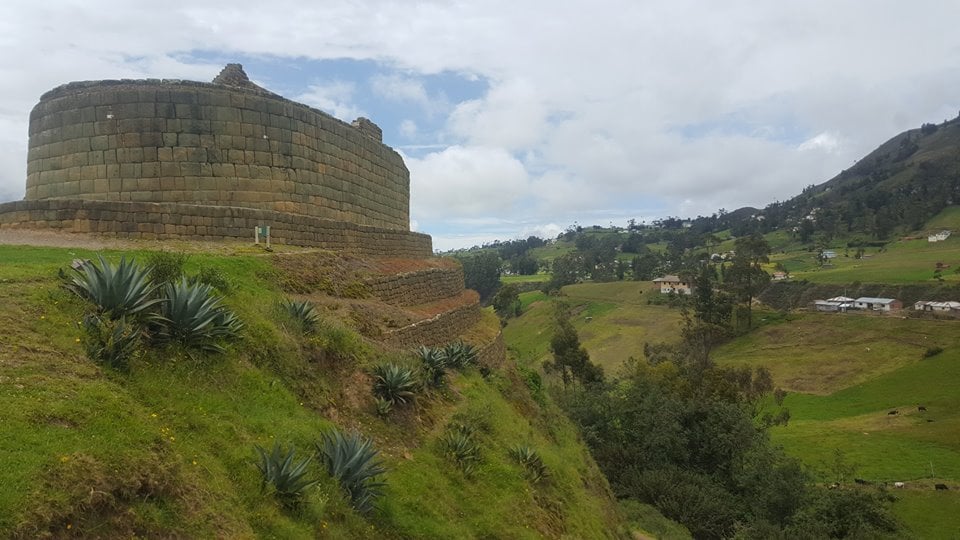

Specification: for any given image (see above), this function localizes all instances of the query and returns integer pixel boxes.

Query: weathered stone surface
[25,70,408,231]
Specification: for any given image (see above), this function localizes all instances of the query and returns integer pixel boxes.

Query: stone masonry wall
[0,199,432,258]
[25,79,410,230]
[365,267,465,307]
[382,301,482,348]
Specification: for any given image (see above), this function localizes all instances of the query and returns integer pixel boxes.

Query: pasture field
[504,281,683,373]
[715,312,960,537]
[504,279,960,537]
[501,273,550,284]
[768,205,960,284]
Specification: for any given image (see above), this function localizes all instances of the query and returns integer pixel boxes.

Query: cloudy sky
[2,1,959,250]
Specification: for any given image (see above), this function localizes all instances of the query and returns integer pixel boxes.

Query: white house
[653,275,692,295]
[854,297,902,311]
[914,300,960,312]
[928,230,951,242]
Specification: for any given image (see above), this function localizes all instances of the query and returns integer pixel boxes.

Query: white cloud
[399,119,418,138]
[407,145,533,220]
[1,1,960,248]
[294,81,365,122]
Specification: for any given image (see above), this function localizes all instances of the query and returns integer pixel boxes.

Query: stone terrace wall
[365,267,465,307]
[0,199,432,258]
[25,79,409,230]
[475,332,506,370]
[382,301,482,348]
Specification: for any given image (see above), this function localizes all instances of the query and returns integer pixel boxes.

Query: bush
[923,346,944,358]
[371,363,418,406]
[192,265,232,294]
[79,314,142,369]
[442,425,481,476]
[442,341,478,370]
[147,251,188,285]
[254,442,319,507]
[153,280,243,353]
[282,299,320,334]
[66,255,164,319]
[417,345,448,387]
[508,444,548,483]
[316,429,386,515]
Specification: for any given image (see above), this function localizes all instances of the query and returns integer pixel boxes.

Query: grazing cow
[828,482,840,490]
[888,410,898,415]
[918,405,927,412]
[894,482,905,488]
[936,483,949,491]
[854,478,870,485]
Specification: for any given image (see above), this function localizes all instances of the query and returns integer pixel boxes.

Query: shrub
[923,346,944,358]
[508,444,548,484]
[316,429,386,515]
[442,341,478,370]
[153,280,243,353]
[147,251,188,285]
[372,363,418,406]
[283,299,320,334]
[79,314,141,369]
[417,345,448,387]
[442,424,481,476]
[254,442,319,507]
[66,255,164,319]
[192,265,232,294]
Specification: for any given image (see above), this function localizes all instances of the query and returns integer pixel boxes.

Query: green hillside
[505,280,960,538]
[0,243,622,538]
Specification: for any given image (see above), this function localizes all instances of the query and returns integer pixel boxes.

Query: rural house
[854,297,902,312]
[928,230,951,242]
[913,300,960,313]
[813,296,854,312]
[653,275,692,295]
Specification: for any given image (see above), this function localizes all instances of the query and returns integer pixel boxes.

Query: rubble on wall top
[212,63,269,92]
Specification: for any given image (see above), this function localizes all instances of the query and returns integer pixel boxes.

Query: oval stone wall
[25,79,410,230]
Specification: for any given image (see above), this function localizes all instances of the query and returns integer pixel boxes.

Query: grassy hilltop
[0,242,622,538]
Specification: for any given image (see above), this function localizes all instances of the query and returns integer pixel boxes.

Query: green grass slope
[0,244,622,538]
[504,281,682,374]
[712,313,960,538]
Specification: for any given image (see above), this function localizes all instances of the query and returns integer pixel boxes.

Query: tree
[546,302,602,386]
[457,252,502,302]
[543,252,583,293]
[724,233,770,330]
[491,283,521,319]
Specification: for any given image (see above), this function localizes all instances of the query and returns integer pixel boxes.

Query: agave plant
[254,442,319,507]
[508,444,548,484]
[372,363,418,406]
[442,425,481,476]
[153,279,243,353]
[283,299,320,333]
[79,313,142,369]
[442,341,478,370]
[374,396,393,417]
[417,345,448,387]
[66,255,164,319]
[316,428,387,515]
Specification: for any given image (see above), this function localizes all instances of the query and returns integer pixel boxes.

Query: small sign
[254,225,271,248]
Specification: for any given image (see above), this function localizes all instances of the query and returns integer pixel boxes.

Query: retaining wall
[366,267,465,306]
[25,78,409,230]
[382,301,482,348]
[0,199,432,257]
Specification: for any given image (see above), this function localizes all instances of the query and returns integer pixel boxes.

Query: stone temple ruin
[0,64,431,257]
